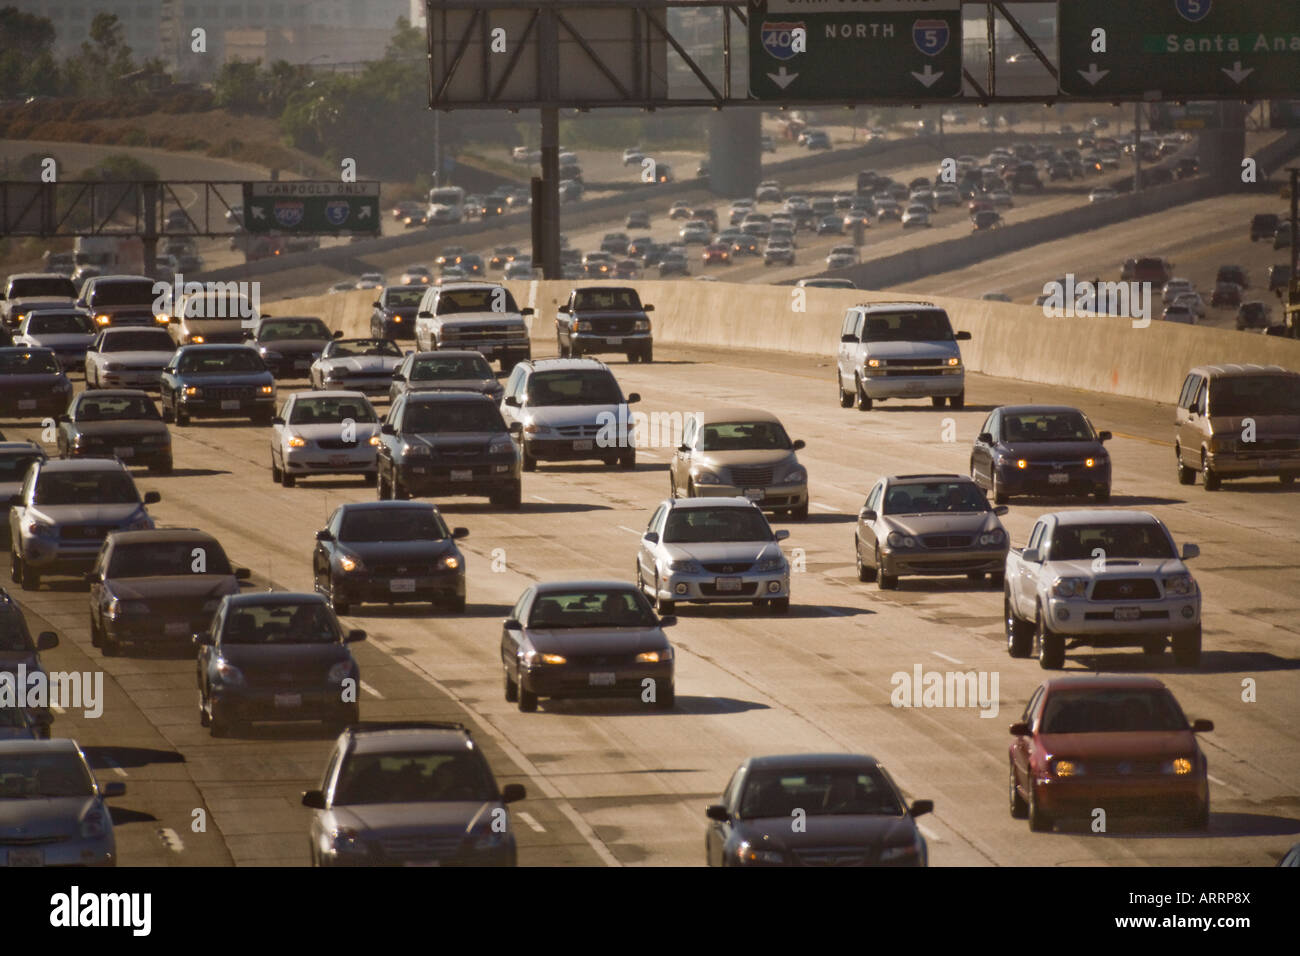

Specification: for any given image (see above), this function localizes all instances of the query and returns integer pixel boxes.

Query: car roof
[401,389,494,402]
[524,357,610,372]
[0,346,56,354]
[175,344,258,353]
[996,405,1086,416]
[745,753,881,772]
[35,457,129,473]
[0,738,84,756]
[1188,363,1295,378]
[664,496,762,511]
[694,406,783,425]
[224,591,325,607]
[73,388,151,400]
[86,274,153,284]
[1047,509,1162,526]
[0,441,44,453]
[887,473,970,484]
[1041,675,1168,692]
[107,528,218,545]
[344,722,474,755]
[436,281,504,291]
[848,300,939,312]
[533,580,641,594]
[287,389,370,400]
[335,500,440,514]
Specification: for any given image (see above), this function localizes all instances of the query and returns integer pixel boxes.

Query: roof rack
[853,300,937,309]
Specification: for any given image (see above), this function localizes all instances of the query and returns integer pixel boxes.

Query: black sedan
[705,754,932,866]
[369,285,425,341]
[388,350,503,404]
[160,345,276,425]
[500,581,675,712]
[56,389,172,474]
[253,316,339,378]
[313,501,468,615]
[970,404,1112,504]
[195,592,365,737]
[0,347,73,421]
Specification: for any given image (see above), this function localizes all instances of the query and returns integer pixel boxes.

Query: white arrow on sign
[767,66,798,89]
[1222,61,1254,84]
[1077,63,1109,86]
[358,205,373,219]
[251,207,266,220]
[911,65,943,88]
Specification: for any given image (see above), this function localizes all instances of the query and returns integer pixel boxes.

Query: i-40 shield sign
[273,201,304,228]
[913,19,949,57]
[761,21,802,61]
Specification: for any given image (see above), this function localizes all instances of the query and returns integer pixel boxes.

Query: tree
[0,6,58,98]
[213,58,265,113]
[75,13,136,96]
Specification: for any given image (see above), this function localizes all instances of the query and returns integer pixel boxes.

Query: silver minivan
[836,301,970,411]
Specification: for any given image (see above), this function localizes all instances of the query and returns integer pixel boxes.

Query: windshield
[334,751,494,805]
[572,288,642,311]
[410,354,492,381]
[257,319,330,342]
[10,277,76,298]
[882,480,989,515]
[101,330,174,352]
[27,313,93,335]
[527,589,658,629]
[34,470,140,505]
[1002,411,1096,442]
[0,350,60,374]
[221,602,339,645]
[338,506,449,543]
[180,293,253,318]
[74,394,160,421]
[859,310,955,343]
[89,280,155,307]
[663,507,772,544]
[288,396,378,426]
[401,401,503,434]
[436,287,518,315]
[739,767,903,818]
[326,339,401,359]
[107,541,232,577]
[383,288,425,308]
[699,421,791,451]
[1048,522,1175,561]
[177,349,265,374]
[0,611,32,651]
[525,370,621,406]
[0,452,42,481]
[0,751,96,799]
[1040,688,1189,734]
[1209,376,1300,417]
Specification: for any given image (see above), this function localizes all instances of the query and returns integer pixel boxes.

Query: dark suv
[376,390,522,507]
[0,589,58,737]
[1236,301,1271,331]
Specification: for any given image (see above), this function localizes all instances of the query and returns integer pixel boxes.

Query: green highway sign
[749,0,962,101]
[241,181,381,235]
[1060,0,1300,98]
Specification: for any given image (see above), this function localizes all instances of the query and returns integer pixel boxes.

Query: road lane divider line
[812,503,838,512]
[531,494,555,503]
[930,651,964,665]
[1110,430,1173,447]
[616,525,643,535]
[360,680,385,699]
[517,811,546,833]
[158,828,184,853]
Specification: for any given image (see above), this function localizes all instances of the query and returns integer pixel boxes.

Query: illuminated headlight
[286,436,307,449]
[668,558,703,573]
[184,386,200,396]
[80,809,108,839]
[214,658,245,685]
[737,842,784,864]
[781,467,807,484]
[330,827,368,855]
[691,469,721,485]
[189,335,205,344]
[525,650,566,665]
[368,435,380,446]
[155,313,171,324]
[488,437,514,455]
[94,314,112,326]
[259,385,274,395]
[1016,459,1028,469]
[439,555,460,570]
[1164,757,1194,776]
[879,843,919,862]
[1052,576,1088,598]
[634,319,650,332]
[338,553,362,572]
[636,648,672,663]
[403,443,430,456]
[327,660,356,683]
[1163,573,1194,596]
[886,531,916,549]
[1052,759,1083,777]
[977,529,1006,546]
[1085,458,1096,467]
[947,356,961,367]
[755,557,786,572]
[865,358,883,372]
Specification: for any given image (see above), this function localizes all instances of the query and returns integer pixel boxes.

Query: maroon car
[1009,676,1212,832]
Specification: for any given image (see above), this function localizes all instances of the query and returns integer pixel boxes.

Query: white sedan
[14,309,97,371]
[269,391,381,488]
[309,338,404,395]
[83,326,177,390]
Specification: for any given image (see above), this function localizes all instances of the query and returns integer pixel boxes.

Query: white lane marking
[616,525,643,535]
[1206,773,1244,795]
[517,811,546,833]
[812,503,838,512]
[931,651,964,666]
[104,758,127,778]
[918,825,941,842]
[531,494,554,503]
[158,827,185,853]
[50,705,66,714]
[639,451,659,460]
[360,680,385,699]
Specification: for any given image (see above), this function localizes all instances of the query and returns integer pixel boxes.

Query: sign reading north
[1060,0,1300,97]
[750,0,960,99]
[241,181,380,235]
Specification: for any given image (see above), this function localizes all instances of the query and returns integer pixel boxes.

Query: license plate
[744,488,765,501]
[6,848,43,866]
[450,468,472,481]
[1260,459,1282,469]
[573,440,593,451]
[113,446,134,458]
[1113,607,1141,621]
[390,578,415,593]
[274,693,302,709]
[588,672,616,686]
[606,337,623,345]
[1049,472,1069,484]
[17,399,35,410]
[165,621,188,637]
[328,455,349,466]
[715,577,743,592]
[220,399,240,410]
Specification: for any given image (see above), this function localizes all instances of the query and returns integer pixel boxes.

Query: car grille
[144,597,208,618]
[880,358,945,368]
[368,561,432,576]
[316,439,362,450]
[205,386,252,401]
[921,534,973,549]
[1246,438,1300,453]
[792,847,871,866]
[376,834,463,860]
[554,424,601,439]
[700,582,759,597]
[1091,578,1160,600]
[882,367,946,377]
[240,665,331,687]
[564,653,639,667]
[1079,760,1164,776]
[432,443,486,457]
[59,525,114,540]
[702,562,753,573]
[0,833,65,846]
[728,466,774,485]
[585,318,637,335]
[441,325,526,344]
[1084,609,1169,621]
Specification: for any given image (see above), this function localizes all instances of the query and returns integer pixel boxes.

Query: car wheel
[393,475,410,500]
[329,581,350,617]
[931,396,945,408]
[150,456,173,476]
[363,471,377,487]
[522,446,537,472]
[988,570,1005,589]
[161,400,174,423]
[1142,634,1166,656]
[175,406,190,426]
[210,706,231,738]
[992,471,1009,505]
[876,548,897,590]
[619,447,636,470]
[1027,781,1052,832]
[838,376,853,408]
[90,614,102,648]
[1172,624,1202,667]
[1009,762,1028,819]
[1187,797,1210,831]
[855,536,876,582]
[1175,448,1196,484]
[1035,607,1065,669]
[18,556,38,591]
[656,592,675,615]
[504,668,518,703]
[854,376,872,411]
[641,345,653,364]
[949,391,965,410]
[557,337,570,359]
[198,689,210,727]
[377,470,392,499]
[281,468,296,488]
[1201,451,1220,491]
[653,682,676,711]
[9,550,19,583]
[517,680,538,713]
[769,597,790,615]
[446,595,467,614]
[789,501,808,521]
[1094,486,1110,503]
[1005,592,1033,658]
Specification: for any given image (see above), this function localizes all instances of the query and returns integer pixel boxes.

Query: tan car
[669,408,809,520]
[1174,364,1300,490]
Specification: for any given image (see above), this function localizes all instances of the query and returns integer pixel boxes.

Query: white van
[168,286,261,345]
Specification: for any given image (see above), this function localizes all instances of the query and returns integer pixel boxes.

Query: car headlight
[634,319,650,332]
[368,435,380,446]
[691,469,721,485]
[189,335,205,344]
[27,520,57,539]
[667,558,703,573]
[324,368,346,379]
[286,436,307,449]
[155,313,171,324]
[330,827,369,855]
[737,842,784,865]
[214,658,245,685]
[184,385,200,396]
[472,829,508,850]
[108,598,150,617]
[439,555,460,570]
[525,650,566,665]
[259,385,274,395]
[575,320,593,332]
[80,808,108,839]
[947,357,961,367]
[978,529,1006,546]
[327,661,356,683]
[402,443,430,456]
[1163,573,1194,596]
[781,467,806,484]
[488,437,514,455]
[1052,577,1088,599]
[636,648,672,663]
[94,314,112,326]
[337,552,362,573]
[886,531,916,549]
[879,843,920,863]
[866,358,882,369]
[1163,757,1195,776]
[755,557,786,572]
[101,362,123,372]
[1052,759,1083,777]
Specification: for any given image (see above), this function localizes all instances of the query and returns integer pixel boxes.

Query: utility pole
[1288,167,1299,336]
[1133,103,1142,193]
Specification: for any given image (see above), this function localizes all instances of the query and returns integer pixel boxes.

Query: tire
[517,681,538,713]
[363,471,378,487]
[1201,451,1220,491]
[1142,634,1166,656]
[1173,624,1202,667]
[160,401,174,423]
[377,470,392,500]
[1094,486,1110,503]
[1006,592,1033,657]
[988,570,1005,589]
[877,548,898,590]
[967,571,985,583]
[491,481,523,510]
[655,592,675,615]
[557,337,570,359]
[854,376,872,411]
[642,344,653,364]
[90,615,102,648]
[271,457,282,483]
[949,391,965,410]
[1036,608,1065,669]
[619,447,636,470]
[992,471,1009,505]
[1009,763,1028,819]
[653,682,676,711]
[838,376,853,408]
[769,597,790,615]
[931,396,945,408]
[198,690,210,727]
[504,668,518,702]
[8,550,18,583]
[1028,781,1052,832]
[855,536,876,582]
[330,582,350,617]
[1187,797,1210,831]
[789,501,808,521]
[18,555,38,591]
[393,475,410,500]
[1176,447,1196,485]
[175,407,190,427]
[522,446,537,472]
[281,470,296,488]
[252,409,273,427]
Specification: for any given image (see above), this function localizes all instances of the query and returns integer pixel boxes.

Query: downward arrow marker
[1077,63,1109,86]
[1221,61,1254,84]
[767,66,798,89]
[911,64,943,88]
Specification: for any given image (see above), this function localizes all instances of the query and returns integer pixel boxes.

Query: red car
[1009,676,1212,832]
[702,243,731,266]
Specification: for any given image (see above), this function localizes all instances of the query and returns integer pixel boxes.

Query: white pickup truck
[1004,510,1202,669]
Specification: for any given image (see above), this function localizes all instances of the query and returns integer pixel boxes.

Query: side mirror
[1191,718,1214,733]
[841,334,857,343]
[521,307,534,316]
[235,568,251,580]
[503,618,523,630]
[1098,430,1112,442]
[452,527,469,539]
[1009,721,1031,736]
[504,395,520,407]
[509,421,523,434]
[36,631,58,651]
[192,632,213,646]
[271,416,284,426]
[677,443,689,453]
[143,491,161,505]
[372,301,381,308]
[705,804,730,822]
[643,531,659,544]
[315,529,333,541]
[501,783,526,804]
[977,432,993,445]
[1022,548,1041,563]
[774,529,790,542]
[391,370,403,379]
[626,393,641,404]
[643,304,654,312]
[56,413,69,423]
[332,330,344,339]
[557,305,570,313]
[859,509,876,522]
[380,422,395,435]
[301,790,327,810]
[955,330,972,340]
[791,439,805,451]
[344,629,366,643]
[1181,543,1199,561]
[908,799,933,818]
[993,505,1009,516]
[417,311,432,318]
[101,781,126,799]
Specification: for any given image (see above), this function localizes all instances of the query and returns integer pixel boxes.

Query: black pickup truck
[554,286,654,363]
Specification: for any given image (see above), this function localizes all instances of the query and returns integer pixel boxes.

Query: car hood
[999,440,1107,459]
[1036,730,1197,761]
[881,512,1004,537]
[661,541,783,564]
[319,356,403,374]
[338,540,458,562]
[29,503,148,524]
[525,627,669,655]
[697,449,797,470]
[175,371,272,385]
[330,801,495,833]
[75,421,170,439]
[260,339,330,354]
[10,296,73,311]
[526,405,626,429]
[1207,414,1300,439]
[106,574,239,600]
[0,797,99,838]
[0,373,65,387]
[18,334,94,348]
[572,309,649,320]
[732,814,918,849]
[98,350,174,365]
[403,430,505,449]
[863,340,960,360]
[290,422,381,441]
[435,312,524,326]
[1045,556,1187,577]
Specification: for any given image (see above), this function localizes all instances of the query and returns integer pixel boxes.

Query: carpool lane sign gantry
[241,181,381,235]
[1060,0,1300,98]
[749,0,962,101]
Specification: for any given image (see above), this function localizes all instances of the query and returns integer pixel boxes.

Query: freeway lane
[5,333,1298,866]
